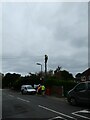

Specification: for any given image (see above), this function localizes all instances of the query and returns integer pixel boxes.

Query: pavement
[46,95,67,102]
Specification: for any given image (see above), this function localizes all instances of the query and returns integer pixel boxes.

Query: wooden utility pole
[45,55,48,77]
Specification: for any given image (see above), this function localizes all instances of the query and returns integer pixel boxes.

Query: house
[81,68,90,81]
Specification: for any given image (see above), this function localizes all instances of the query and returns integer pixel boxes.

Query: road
[2,89,90,120]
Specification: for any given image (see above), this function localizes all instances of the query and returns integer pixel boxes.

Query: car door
[74,83,88,103]
[23,87,27,93]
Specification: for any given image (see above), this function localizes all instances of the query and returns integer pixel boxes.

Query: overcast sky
[1,2,88,76]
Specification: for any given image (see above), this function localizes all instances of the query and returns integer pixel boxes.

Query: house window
[81,76,86,81]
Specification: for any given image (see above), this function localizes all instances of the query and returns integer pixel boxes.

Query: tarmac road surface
[2,89,90,120]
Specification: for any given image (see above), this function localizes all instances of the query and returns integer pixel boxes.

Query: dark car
[67,81,90,106]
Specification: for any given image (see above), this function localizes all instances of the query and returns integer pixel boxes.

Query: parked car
[21,85,36,95]
[67,81,90,106]
[34,84,39,90]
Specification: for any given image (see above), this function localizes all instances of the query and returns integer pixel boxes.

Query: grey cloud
[2,2,88,76]
[48,55,88,76]
[70,36,88,48]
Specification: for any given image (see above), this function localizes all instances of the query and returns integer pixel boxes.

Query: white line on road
[79,109,90,113]
[72,109,90,120]
[8,94,14,97]
[17,97,30,103]
[38,105,76,120]
[48,116,67,120]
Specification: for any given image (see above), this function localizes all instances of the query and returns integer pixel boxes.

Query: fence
[45,86,65,97]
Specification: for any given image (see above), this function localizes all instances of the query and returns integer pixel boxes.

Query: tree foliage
[2,73,21,88]
[2,67,74,90]
[61,70,74,80]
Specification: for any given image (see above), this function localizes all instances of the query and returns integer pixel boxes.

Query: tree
[54,66,62,79]
[61,70,74,80]
[2,73,21,88]
[47,70,53,76]
[75,73,82,82]
[29,73,40,86]
[54,66,61,74]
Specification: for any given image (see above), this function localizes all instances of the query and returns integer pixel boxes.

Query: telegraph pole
[45,55,48,78]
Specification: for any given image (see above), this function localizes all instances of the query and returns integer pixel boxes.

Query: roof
[82,68,90,76]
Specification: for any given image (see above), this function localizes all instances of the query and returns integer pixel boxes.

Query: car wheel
[70,97,77,106]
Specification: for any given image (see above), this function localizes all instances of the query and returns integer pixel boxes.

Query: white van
[21,85,36,94]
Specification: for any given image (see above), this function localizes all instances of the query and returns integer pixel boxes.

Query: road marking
[72,109,90,120]
[8,94,14,97]
[79,109,90,113]
[48,116,67,120]
[17,97,30,103]
[38,105,76,120]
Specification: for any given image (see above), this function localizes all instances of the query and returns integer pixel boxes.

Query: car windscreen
[27,86,33,89]
[74,83,86,92]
